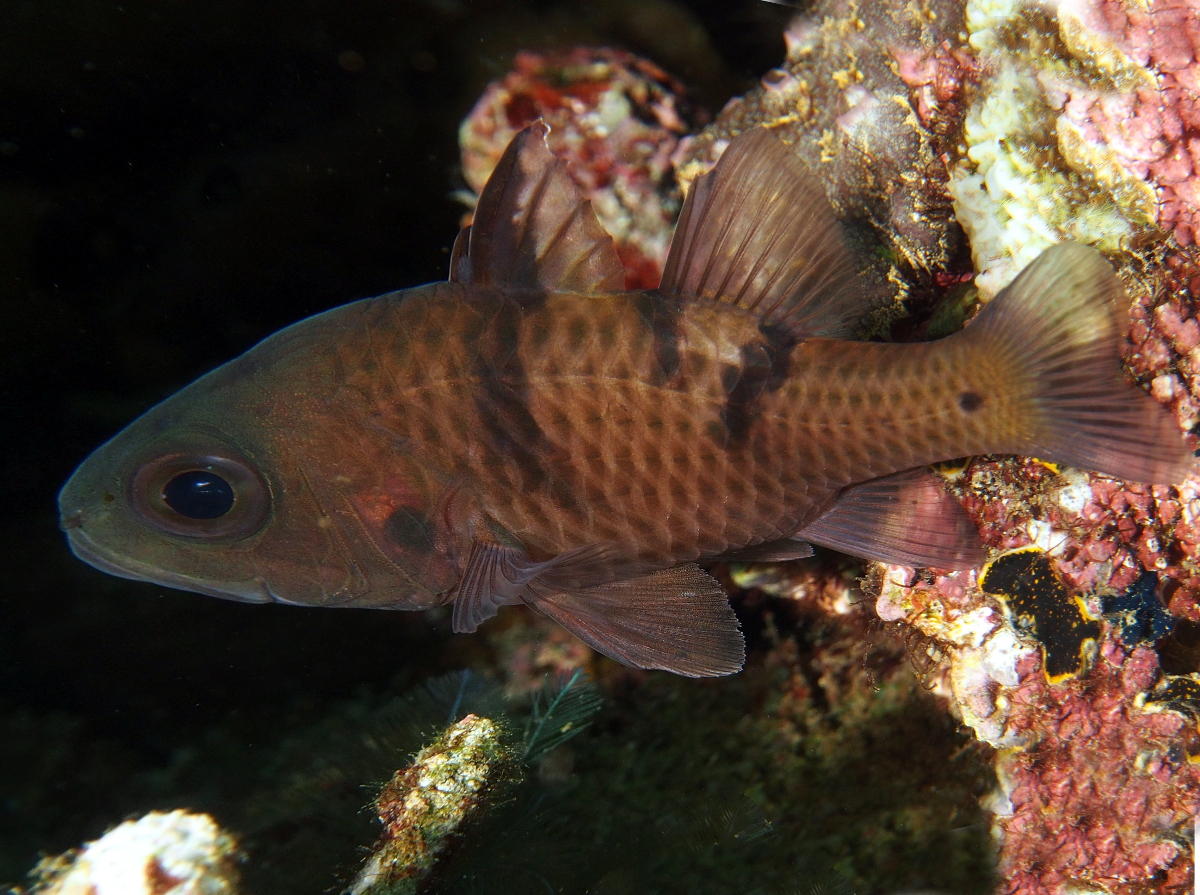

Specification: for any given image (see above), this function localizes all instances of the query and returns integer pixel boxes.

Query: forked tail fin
[967,243,1192,484]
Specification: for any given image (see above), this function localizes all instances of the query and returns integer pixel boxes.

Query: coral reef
[27,810,240,895]
[459,47,702,289]
[875,557,1200,894]
[669,2,1200,892]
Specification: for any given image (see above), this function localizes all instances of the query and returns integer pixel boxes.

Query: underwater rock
[349,713,514,895]
[27,810,240,895]
[872,557,1200,892]
[459,47,702,289]
[994,640,1200,894]
[673,0,971,328]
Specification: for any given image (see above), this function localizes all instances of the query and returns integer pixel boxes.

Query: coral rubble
[459,47,702,289]
[27,810,240,895]
[349,713,513,895]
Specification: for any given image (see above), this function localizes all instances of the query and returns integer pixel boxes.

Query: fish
[58,122,1193,677]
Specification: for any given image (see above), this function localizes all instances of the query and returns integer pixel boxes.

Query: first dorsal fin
[658,127,865,339]
[455,121,626,294]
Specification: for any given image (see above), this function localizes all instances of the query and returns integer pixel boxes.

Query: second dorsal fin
[659,128,865,339]
[456,121,626,295]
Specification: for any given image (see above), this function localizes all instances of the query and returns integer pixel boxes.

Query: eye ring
[129,451,271,540]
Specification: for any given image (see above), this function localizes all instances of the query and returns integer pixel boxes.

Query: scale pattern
[343,282,1018,570]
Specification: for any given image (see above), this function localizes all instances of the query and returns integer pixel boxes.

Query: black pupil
[162,470,235,519]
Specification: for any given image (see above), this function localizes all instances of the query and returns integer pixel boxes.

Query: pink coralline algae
[993,641,1200,894]
[458,47,701,290]
[874,562,1200,892]
[1052,0,1200,246]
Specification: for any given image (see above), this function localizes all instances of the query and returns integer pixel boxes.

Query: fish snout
[59,510,84,531]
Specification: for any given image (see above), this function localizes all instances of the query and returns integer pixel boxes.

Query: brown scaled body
[339,285,1012,570]
[59,123,1192,677]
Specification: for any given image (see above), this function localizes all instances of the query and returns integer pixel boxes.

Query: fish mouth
[64,525,274,605]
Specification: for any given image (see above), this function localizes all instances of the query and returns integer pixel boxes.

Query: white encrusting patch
[950,0,1154,298]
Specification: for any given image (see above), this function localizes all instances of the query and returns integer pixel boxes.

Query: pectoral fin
[525,564,745,677]
[451,538,624,633]
[451,540,532,633]
[796,468,985,570]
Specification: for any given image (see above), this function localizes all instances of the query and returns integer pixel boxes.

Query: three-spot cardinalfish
[59,122,1193,677]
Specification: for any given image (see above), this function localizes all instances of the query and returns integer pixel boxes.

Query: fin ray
[712,538,814,563]
[659,128,865,339]
[451,539,625,634]
[526,564,745,677]
[968,243,1193,484]
[797,468,985,569]
[460,121,625,295]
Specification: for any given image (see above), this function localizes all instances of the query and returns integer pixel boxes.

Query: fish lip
[64,526,273,604]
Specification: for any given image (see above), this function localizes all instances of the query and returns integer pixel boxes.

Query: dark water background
[0,2,994,892]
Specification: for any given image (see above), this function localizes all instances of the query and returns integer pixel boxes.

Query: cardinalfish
[59,123,1192,677]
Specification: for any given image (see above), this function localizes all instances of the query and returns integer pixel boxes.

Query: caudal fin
[968,243,1192,484]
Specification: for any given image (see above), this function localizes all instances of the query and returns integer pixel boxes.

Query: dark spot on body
[385,506,436,552]
[958,391,984,412]
[530,322,552,351]
[548,477,581,514]
[718,327,792,445]
[598,319,617,349]
[668,479,690,504]
[567,317,589,349]
[631,293,682,386]
[720,364,741,393]
[475,298,551,490]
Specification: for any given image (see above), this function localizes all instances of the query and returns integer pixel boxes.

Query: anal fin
[796,468,985,570]
[526,564,745,677]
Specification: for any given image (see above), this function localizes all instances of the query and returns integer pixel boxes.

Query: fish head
[59,305,457,611]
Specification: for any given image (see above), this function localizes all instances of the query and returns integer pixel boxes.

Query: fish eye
[162,470,236,519]
[129,451,270,540]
